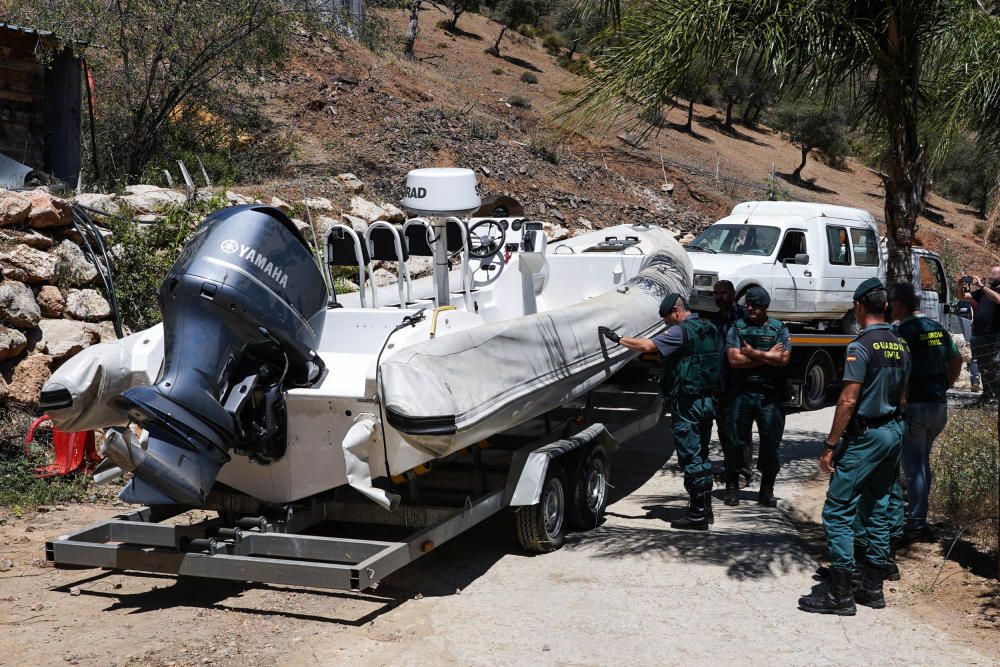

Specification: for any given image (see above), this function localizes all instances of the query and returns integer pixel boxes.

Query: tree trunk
[488,25,507,56]
[404,0,420,58]
[724,98,734,129]
[792,146,810,181]
[569,39,578,58]
[880,16,925,287]
[684,98,694,133]
[449,8,462,30]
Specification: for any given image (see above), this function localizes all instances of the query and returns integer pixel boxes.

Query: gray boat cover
[380,241,691,455]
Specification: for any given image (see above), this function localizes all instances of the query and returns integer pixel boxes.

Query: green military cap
[659,293,681,316]
[744,285,771,307]
[853,277,885,301]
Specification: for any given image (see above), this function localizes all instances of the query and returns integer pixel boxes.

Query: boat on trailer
[42,168,692,590]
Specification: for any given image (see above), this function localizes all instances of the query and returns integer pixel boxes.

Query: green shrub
[932,406,999,556]
[521,71,539,84]
[436,18,451,29]
[529,132,560,164]
[558,53,591,75]
[508,95,531,109]
[516,23,537,38]
[492,67,505,75]
[469,117,500,140]
[542,33,565,55]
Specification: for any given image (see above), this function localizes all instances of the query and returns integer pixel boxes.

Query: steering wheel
[468,219,506,260]
[470,253,505,288]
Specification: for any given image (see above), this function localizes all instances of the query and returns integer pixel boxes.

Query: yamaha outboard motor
[111,205,328,506]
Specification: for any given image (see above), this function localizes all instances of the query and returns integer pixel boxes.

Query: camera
[961,275,973,287]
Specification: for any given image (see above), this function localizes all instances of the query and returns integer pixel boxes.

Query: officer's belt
[852,413,901,431]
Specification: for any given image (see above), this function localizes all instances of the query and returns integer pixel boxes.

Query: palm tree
[560,0,1000,284]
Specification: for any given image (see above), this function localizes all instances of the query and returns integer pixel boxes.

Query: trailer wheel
[802,350,834,411]
[840,309,861,334]
[569,448,610,529]
[516,463,568,553]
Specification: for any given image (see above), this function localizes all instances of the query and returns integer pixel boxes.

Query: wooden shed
[0,23,83,186]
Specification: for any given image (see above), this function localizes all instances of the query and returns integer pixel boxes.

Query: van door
[772,229,815,313]
[818,224,857,316]
[915,253,947,323]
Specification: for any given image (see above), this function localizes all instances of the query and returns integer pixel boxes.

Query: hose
[70,205,124,339]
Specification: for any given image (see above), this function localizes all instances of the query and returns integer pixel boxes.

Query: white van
[686,201,956,332]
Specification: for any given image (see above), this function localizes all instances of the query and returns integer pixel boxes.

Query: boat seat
[329,227,370,265]
[370,226,410,262]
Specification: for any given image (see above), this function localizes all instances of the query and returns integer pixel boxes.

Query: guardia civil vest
[896,315,950,404]
[852,325,909,419]
[732,317,785,390]
[660,317,720,398]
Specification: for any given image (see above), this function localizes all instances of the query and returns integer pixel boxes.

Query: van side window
[826,226,851,265]
[918,256,947,301]
[776,230,807,263]
[849,228,879,267]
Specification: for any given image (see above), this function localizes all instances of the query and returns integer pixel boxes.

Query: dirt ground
[2,408,997,666]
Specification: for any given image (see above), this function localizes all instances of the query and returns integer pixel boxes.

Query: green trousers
[725,389,785,478]
[670,395,715,494]
[823,420,904,570]
[853,470,905,552]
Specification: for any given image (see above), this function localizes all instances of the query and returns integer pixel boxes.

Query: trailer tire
[516,462,568,553]
[802,350,834,411]
[569,447,610,529]
[840,309,861,334]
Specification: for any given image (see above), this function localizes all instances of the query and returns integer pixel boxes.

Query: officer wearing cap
[710,281,750,486]
[724,286,791,507]
[800,278,910,616]
[602,293,720,530]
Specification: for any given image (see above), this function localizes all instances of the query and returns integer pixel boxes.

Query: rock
[0,228,53,250]
[73,192,119,215]
[577,216,594,230]
[680,232,696,245]
[0,190,31,227]
[303,197,334,212]
[335,173,365,194]
[314,215,339,240]
[64,226,112,245]
[543,221,569,242]
[53,240,99,287]
[551,208,566,222]
[341,214,368,234]
[0,559,11,572]
[225,191,252,206]
[26,190,72,228]
[0,280,40,327]
[407,256,433,279]
[9,354,51,406]
[91,320,119,343]
[69,586,81,596]
[291,218,311,235]
[0,376,7,401]
[349,196,389,223]
[269,197,292,213]
[0,244,57,283]
[120,186,185,213]
[372,268,397,287]
[0,326,27,361]
[36,319,99,360]
[380,202,406,223]
[64,289,111,322]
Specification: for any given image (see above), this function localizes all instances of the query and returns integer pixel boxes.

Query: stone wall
[0,189,116,407]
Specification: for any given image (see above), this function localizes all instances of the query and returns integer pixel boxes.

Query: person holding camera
[970,266,1000,403]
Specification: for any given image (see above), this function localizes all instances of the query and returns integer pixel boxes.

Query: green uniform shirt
[896,314,959,404]
[725,316,792,390]
[843,323,911,419]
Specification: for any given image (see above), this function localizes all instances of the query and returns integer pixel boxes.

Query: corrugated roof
[0,22,87,47]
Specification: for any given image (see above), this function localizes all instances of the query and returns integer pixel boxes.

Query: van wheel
[802,351,834,411]
[840,309,861,334]
[516,463,568,553]
[569,448,610,529]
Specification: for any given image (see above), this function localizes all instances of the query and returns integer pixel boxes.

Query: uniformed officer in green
[800,278,910,616]
[724,286,791,507]
[603,293,720,530]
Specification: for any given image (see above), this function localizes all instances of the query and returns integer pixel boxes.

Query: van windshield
[687,225,781,256]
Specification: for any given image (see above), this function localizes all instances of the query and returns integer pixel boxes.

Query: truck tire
[569,447,610,530]
[802,350,834,411]
[516,462,568,553]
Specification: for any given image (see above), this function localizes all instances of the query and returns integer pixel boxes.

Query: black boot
[705,489,715,525]
[724,473,740,506]
[799,568,857,616]
[671,492,711,530]
[855,562,886,609]
[758,472,778,507]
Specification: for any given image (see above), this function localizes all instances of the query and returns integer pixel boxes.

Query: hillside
[254,9,998,274]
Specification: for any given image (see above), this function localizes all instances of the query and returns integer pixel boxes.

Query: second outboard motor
[111,205,328,506]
